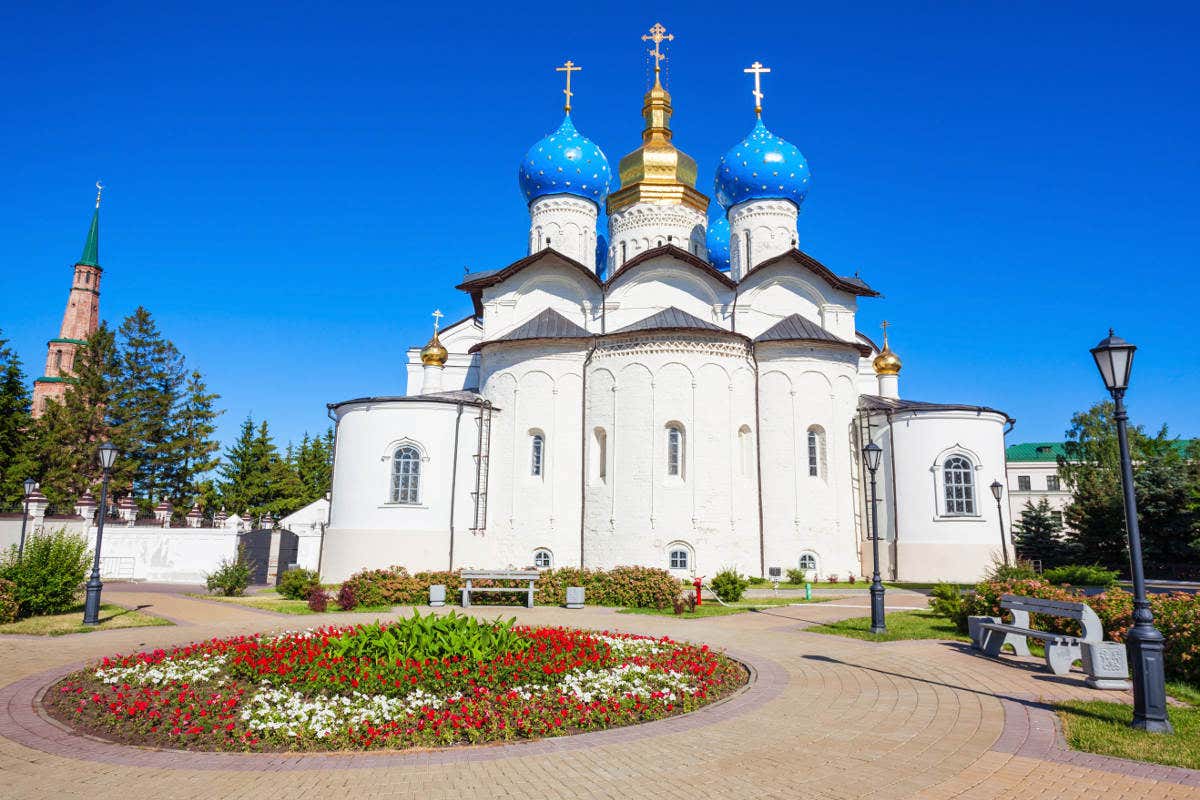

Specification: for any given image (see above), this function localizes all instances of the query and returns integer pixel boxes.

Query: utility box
[566,586,585,609]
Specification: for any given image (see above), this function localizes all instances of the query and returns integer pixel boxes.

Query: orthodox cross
[432,309,444,336]
[744,61,771,114]
[880,319,891,346]
[642,22,673,77]
[95,180,104,208]
[556,60,581,113]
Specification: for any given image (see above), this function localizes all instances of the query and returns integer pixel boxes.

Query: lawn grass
[0,603,173,636]
[191,592,394,615]
[746,581,948,591]
[1058,698,1200,770]
[1169,680,1200,706]
[618,596,833,619]
[804,609,970,642]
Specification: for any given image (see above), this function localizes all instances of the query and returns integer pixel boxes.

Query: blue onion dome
[518,114,612,206]
[707,214,730,272]
[713,116,811,210]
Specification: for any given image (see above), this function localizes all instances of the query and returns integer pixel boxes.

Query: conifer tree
[1013,498,1074,568]
[294,427,334,502]
[0,331,36,508]
[167,370,222,507]
[217,416,262,515]
[113,308,185,509]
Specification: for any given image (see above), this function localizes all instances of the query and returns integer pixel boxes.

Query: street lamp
[1091,329,1172,733]
[18,478,35,562]
[863,441,886,634]
[83,442,118,626]
[990,480,1009,566]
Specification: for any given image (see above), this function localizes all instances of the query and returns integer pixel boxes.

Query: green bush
[205,546,254,596]
[0,578,18,624]
[277,567,321,600]
[786,567,809,584]
[336,583,358,611]
[928,582,969,633]
[0,528,91,618]
[326,610,530,662]
[985,558,1039,582]
[1041,564,1119,588]
[710,568,750,603]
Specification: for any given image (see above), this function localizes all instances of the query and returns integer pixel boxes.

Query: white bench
[971,593,1102,675]
[460,570,539,609]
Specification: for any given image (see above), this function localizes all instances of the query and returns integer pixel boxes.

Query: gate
[275,529,299,584]
[237,529,273,585]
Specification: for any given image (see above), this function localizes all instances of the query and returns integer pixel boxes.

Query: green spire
[78,182,101,267]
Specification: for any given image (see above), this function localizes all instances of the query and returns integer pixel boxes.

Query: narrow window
[806,425,826,479]
[1046,475,1061,491]
[391,446,421,504]
[592,427,607,483]
[54,349,62,371]
[1017,475,1031,491]
[533,549,552,569]
[744,230,752,268]
[620,241,627,265]
[666,424,683,477]
[530,432,545,476]
[943,456,976,515]
[669,548,689,570]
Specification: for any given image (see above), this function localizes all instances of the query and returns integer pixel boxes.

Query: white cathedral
[319,29,1014,584]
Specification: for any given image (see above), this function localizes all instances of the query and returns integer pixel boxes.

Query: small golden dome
[873,325,902,375]
[420,334,448,367]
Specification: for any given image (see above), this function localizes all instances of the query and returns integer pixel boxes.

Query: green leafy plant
[928,582,969,633]
[325,610,531,663]
[0,578,18,623]
[277,568,321,600]
[786,567,807,584]
[0,528,91,617]
[710,568,749,603]
[1041,564,1119,588]
[985,557,1038,582]
[205,546,254,596]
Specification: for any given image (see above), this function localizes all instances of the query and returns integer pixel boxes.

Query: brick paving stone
[0,586,1195,799]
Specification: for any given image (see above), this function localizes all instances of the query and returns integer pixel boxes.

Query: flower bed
[43,613,747,751]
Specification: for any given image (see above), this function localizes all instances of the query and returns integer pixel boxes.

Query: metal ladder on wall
[471,402,492,532]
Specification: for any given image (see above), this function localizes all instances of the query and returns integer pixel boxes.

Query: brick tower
[32,184,104,418]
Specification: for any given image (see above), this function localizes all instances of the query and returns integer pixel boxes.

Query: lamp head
[23,477,36,496]
[990,479,1003,501]
[1090,329,1135,393]
[863,441,883,473]
[98,442,118,471]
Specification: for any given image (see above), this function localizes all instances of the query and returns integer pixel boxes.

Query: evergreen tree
[1013,498,1074,568]
[294,427,334,502]
[217,416,263,515]
[113,308,185,510]
[1134,436,1196,572]
[0,331,36,509]
[266,439,306,518]
[166,370,222,508]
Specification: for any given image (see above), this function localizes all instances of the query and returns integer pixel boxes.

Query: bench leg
[527,586,534,609]
[1045,643,1079,676]
[981,628,1006,657]
[1005,633,1031,657]
[461,589,470,608]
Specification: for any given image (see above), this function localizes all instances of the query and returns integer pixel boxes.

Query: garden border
[0,645,783,771]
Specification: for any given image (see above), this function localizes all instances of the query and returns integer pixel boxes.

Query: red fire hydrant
[693,576,704,607]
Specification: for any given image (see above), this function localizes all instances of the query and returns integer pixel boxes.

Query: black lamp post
[83,442,118,626]
[18,477,35,562]
[1091,329,1172,733]
[863,441,886,634]
[989,480,1009,566]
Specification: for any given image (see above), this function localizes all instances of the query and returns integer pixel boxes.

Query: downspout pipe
[448,402,464,570]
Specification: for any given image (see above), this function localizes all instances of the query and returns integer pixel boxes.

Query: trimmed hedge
[342,565,680,610]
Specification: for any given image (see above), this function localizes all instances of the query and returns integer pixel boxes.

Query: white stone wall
[278,497,328,573]
[864,409,1012,583]
[582,334,759,577]
[603,256,732,332]
[727,199,798,280]
[607,202,707,273]
[528,195,599,271]
[405,317,482,394]
[757,344,863,580]
[480,260,602,339]
[321,398,480,581]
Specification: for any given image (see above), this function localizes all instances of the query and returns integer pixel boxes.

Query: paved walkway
[0,586,1196,799]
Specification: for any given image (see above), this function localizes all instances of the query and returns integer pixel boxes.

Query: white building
[320,32,1014,584]
[1005,443,1072,529]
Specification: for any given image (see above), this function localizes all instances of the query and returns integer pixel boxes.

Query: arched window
[666,424,684,477]
[533,548,553,569]
[943,455,976,515]
[669,548,690,570]
[391,446,422,504]
[799,553,818,572]
[530,431,545,476]
[738,425,753,476]
[807,425,826,479]
[592,427,607,483]
[54,349,62,371]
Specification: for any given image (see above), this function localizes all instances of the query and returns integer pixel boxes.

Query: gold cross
[642,22,674,77]
[881,320,890,345]
[432,309,444,335]
[744,61,771,114]
[556,60,581,113]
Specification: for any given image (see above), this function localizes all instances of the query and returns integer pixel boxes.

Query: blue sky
[3,1,1198,453]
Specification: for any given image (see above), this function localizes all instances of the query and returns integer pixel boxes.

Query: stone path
[0,585,1196,799]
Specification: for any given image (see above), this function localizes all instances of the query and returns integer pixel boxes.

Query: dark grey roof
[611,307,731,335]
[328,390,491,411]
[470,309,591,352]
[859,394,1012,422]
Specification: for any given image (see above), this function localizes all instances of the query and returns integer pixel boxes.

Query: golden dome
[420,334,448,367]
[873,326,902,375]
[605,71,709,215]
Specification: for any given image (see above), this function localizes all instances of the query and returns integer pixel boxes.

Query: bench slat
[462,571,540,580]
[978,622,1078,642]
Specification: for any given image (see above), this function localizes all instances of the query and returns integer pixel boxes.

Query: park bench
[971,593,1102,675]
[460,570,539,609]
